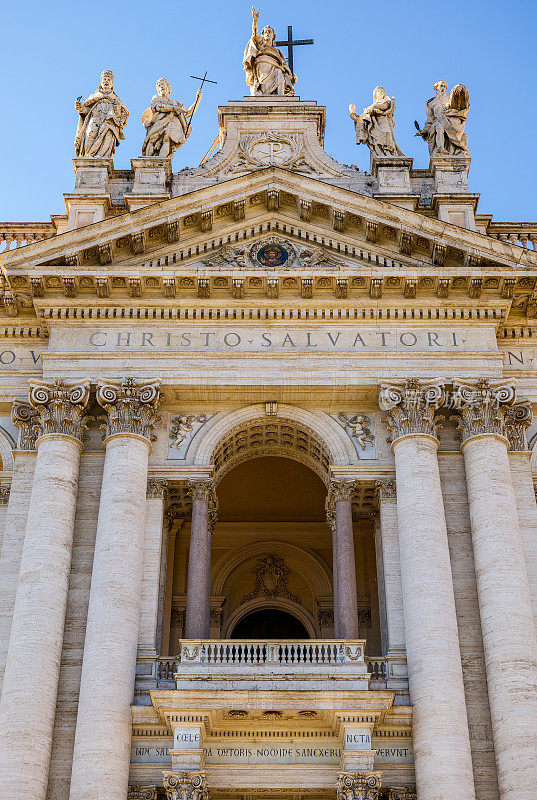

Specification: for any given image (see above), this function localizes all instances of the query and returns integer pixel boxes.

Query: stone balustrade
[178,638,365,666]
[0,224,55,252]
[486,223,537,249]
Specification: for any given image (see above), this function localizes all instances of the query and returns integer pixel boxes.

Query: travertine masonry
[0,451,36,691]
[0,434,83,800]
[393,434,476,800]
[508,451,537,625]
[69,434,152,800]
[462,434,537,800]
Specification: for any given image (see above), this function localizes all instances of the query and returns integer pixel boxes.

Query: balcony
[134,641,409,706]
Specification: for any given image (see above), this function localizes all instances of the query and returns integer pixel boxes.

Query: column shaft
[0,434,82,800]
[69,434,150,800]
[184,495,212,639]
[462,434,537,800]
[393,434,476,800]
[375,481,405,655]
[334,497,359,639]
[508,451,537,625]
[138,480,167,657]
[0,451,36,691]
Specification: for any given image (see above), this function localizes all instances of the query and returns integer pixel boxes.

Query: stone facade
[0,62,537,800]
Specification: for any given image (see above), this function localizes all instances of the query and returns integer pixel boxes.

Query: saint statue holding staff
[142,78,202,159]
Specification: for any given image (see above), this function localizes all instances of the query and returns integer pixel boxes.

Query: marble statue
[416,81,470,156]
[243,7,296,97]
[349,87,404,157]
[74,70,129,158]
[142,79,202,158]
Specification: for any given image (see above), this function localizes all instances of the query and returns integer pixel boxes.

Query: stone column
[374,479,405,658]
[184,480,216,639]
[0,402,38,691]
[326,506,339,637]
[0,381,90,800]
[454,380,537,800]
[69,379,160,800]
[381,379,476,800]
[327,480,359,639]
[505,401,537,626]
[138,478,168,658]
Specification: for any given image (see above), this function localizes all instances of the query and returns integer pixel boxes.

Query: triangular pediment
[3,168,536,275]
[1,168,536,321]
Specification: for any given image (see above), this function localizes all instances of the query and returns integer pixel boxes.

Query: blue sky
[1,0,535,223]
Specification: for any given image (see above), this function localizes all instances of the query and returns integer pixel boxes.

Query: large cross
[275,25,314,76]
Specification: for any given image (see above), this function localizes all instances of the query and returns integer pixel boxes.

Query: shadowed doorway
[230,608,310,639]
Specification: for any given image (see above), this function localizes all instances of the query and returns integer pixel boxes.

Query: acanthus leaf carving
[337,772,382,800]
[451,379,516,444]
[11,400,39,450]
[327,479,356,505]
[28,379,91,442]
[505,401,533,451]
[147,478,168,499]
[127,787,157,800]
[380,379,445,441]
[97,378,160,441]
[163,772,208,800]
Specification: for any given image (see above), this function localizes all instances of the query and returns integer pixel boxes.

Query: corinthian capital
[389,789,417,800]
[163,771,208,800]
[127,787,157,800]
[505,401,533,451]
[11,400,39,450]
[327,479,356,505]
[375,477,396,500]
[337,772,382,800]
[187,478,216,503]
[97,378,160,441]
[146,478,168,499]
[452,379,516,444]
[27,380,91,442]
[380,379,445,442]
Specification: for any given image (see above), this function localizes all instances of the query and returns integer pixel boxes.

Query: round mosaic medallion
[256,243,289,267]
[249,238,296,268]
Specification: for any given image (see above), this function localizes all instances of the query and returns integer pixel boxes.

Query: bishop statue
[74,70,129,158]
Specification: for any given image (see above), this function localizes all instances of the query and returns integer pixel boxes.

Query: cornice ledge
[3,167,537,272]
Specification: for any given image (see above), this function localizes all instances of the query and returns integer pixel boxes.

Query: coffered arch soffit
[191,403,358,481]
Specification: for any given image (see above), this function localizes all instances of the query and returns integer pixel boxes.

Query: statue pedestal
[126,157,172,211]
[430,155,470,193]
[430,156,478,230]
[371,157,419,211]
[64,157,113,231]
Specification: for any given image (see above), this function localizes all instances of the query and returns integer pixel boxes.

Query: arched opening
[165,423,382,655]
[230,608,310,639]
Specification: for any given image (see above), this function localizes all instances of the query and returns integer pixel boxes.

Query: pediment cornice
[2,168,537,274]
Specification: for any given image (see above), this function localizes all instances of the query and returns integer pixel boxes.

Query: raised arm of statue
[252,7,261,41]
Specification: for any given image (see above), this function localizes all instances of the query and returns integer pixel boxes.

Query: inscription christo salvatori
[64,326,495,354]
